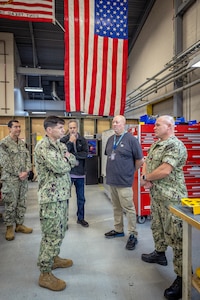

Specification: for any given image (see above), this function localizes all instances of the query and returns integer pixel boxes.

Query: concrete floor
[0,182,200,300]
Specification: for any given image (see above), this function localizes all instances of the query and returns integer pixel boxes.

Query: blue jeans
[71,178,85,220]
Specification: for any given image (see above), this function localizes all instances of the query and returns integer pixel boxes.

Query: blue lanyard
[113,131,126,150]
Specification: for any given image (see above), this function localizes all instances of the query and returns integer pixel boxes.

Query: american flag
[64,0,128,116]
[0,0,55,23]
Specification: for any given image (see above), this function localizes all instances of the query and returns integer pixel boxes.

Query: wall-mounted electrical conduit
[126,62,193,107]
[126,78,200,113]
[125,41,200,112]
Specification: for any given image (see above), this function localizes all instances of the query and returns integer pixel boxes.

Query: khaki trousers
[109,185,137,237]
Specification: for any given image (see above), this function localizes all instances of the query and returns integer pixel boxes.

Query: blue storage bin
[140,115,148,122]
[140,114,156,124]
[188,120,197,125]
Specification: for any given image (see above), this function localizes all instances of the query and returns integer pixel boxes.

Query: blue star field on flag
[95,0,128,39]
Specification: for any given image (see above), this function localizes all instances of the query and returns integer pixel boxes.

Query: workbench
[170,205,200,300]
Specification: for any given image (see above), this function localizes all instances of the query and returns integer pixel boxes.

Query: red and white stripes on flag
[64,0,128,116]
[0,0,55,23]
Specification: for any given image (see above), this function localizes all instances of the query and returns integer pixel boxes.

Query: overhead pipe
[126,63,171,99]
[125,78,200,113]
[17,67,64,76]
[126,60,185,104]
[126,62,188,105]
[167,40,200,66]
[29,22,38,68]
[126,41,200,101]
[51,81,62,101]
[126,56,200,111]
[126,62,192,106]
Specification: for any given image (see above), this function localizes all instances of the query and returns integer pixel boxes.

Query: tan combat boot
[52,256,73,270]
[5,225,15,241]
[39,272,66,291]
[15,224,33,234]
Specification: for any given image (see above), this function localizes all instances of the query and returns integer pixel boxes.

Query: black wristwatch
[142,174,147,181]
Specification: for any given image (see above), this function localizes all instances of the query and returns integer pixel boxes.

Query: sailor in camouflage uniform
[0,119,33,241]
[34,115,76,291]
[140,115,187,300]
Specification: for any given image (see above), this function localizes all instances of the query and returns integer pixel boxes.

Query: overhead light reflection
[24,87,43,92]
[187,53,200,68]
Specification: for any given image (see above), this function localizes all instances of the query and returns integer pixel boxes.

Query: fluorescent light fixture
[187,53,200,68]
[31,111,46,114]
[24,86,43,92]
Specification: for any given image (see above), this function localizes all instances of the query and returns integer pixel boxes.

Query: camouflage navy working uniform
[0,135,31,226]
[145,135,187,277]
[34,135,76,273]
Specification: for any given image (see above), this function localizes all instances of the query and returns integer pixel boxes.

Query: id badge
[111,152,116,160]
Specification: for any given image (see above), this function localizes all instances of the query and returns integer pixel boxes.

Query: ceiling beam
[29,22,38,68]
[176,0,196,16]
[17,67,64,77]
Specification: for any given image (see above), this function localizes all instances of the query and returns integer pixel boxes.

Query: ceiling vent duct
[51,81,62,101]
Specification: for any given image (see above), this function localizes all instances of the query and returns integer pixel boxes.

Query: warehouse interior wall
[183,80,200,121]
[126,0,200,122]
[152,98,174,116]
[182,2,200,121]
[0,32,26,116]
[183,2,200,49]
[0,32,15,116]
[127,0,174,87]
[126,0,174,119]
